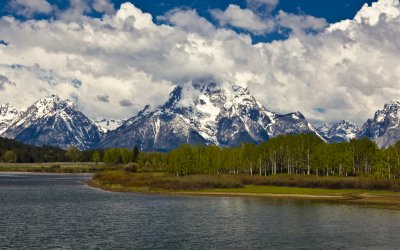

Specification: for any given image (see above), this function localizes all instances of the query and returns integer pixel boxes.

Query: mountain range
[99,82,322,151]
[0,83,399,150]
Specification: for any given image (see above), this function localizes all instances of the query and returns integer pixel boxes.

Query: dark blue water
[0,173,400,249]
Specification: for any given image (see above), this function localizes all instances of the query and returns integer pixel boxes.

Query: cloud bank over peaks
[0,0,399,127]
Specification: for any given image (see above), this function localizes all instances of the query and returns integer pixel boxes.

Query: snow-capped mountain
[0,103,22,134]
[358,100,400,148]
[3,95,102,150]
[318,120,360,143]
[99,82,323,151]
[98,86,209,152]
[95,119,124,133]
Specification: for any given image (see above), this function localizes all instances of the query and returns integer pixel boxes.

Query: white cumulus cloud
[277,11,328,35]
[210,4,275,34]
[0,0,399,127]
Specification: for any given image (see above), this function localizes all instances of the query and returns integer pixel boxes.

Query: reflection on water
[0,173,399,249]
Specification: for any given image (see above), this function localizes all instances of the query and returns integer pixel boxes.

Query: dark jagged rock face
[318,120,360,143]
[3,95,101,150]
[358,101,400,148]
[99,82,322,151]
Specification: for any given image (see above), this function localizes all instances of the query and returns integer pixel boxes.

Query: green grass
[0,162,108,173]
[202,185,399,196]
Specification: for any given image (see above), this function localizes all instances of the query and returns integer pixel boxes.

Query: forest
[0,137,67,162]
[128,134,400,179]
[0,137,97,163]
[2,133,400,180]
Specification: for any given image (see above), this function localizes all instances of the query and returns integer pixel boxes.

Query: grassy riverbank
[0,162,108,173]
[89,171,400,208]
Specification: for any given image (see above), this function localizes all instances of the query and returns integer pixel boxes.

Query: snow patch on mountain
[99,82,323,151]
[358,100,400,148]
[318,120,360,143]
[4,94,102,150]
[0,103,22,134]
[95,119,124,133]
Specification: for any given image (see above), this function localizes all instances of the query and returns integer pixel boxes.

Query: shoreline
[88,180,400,209]
[0,171,94,176]
[5,171,398,209]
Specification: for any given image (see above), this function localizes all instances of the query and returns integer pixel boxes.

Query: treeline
[3,133,400,180]
[0,137,67,162]
[133,134,400,179]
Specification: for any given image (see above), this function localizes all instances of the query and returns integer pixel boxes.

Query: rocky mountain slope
[318,120,360,143]
[0,103,21,134]
[3,95,102,150]
[3,86,399,151]
[99,82,323,151]
[358,100,400,148]
[95,119,124,133]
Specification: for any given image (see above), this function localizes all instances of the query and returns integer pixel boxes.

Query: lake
[0,173,399,249]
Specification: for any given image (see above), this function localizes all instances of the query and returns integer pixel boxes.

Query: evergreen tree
[133,145,139,163]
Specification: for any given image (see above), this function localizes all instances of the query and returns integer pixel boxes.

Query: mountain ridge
[98,82,323,151]
[1,85,399,150]
[3,94,102,150]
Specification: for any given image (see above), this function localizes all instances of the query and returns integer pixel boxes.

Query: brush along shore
[89,171,400,208]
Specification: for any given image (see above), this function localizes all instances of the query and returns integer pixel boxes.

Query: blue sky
[1,0,376,21]
[0,0,399,125]
[0,0,376,42]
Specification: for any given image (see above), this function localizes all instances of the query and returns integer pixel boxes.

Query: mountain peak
[231,84,250,94]
[339,120,357,126]
[162,86,182,109]
[359,100,400,147]
[318,120,359,143]
[138,104,151,116]
[39,94,74,104]
[0,102,14,108]
[4,95,101,150]
[372,100,400,123]
[383,100,400,110]
[0,103,19,114]
[32,94,76,116]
